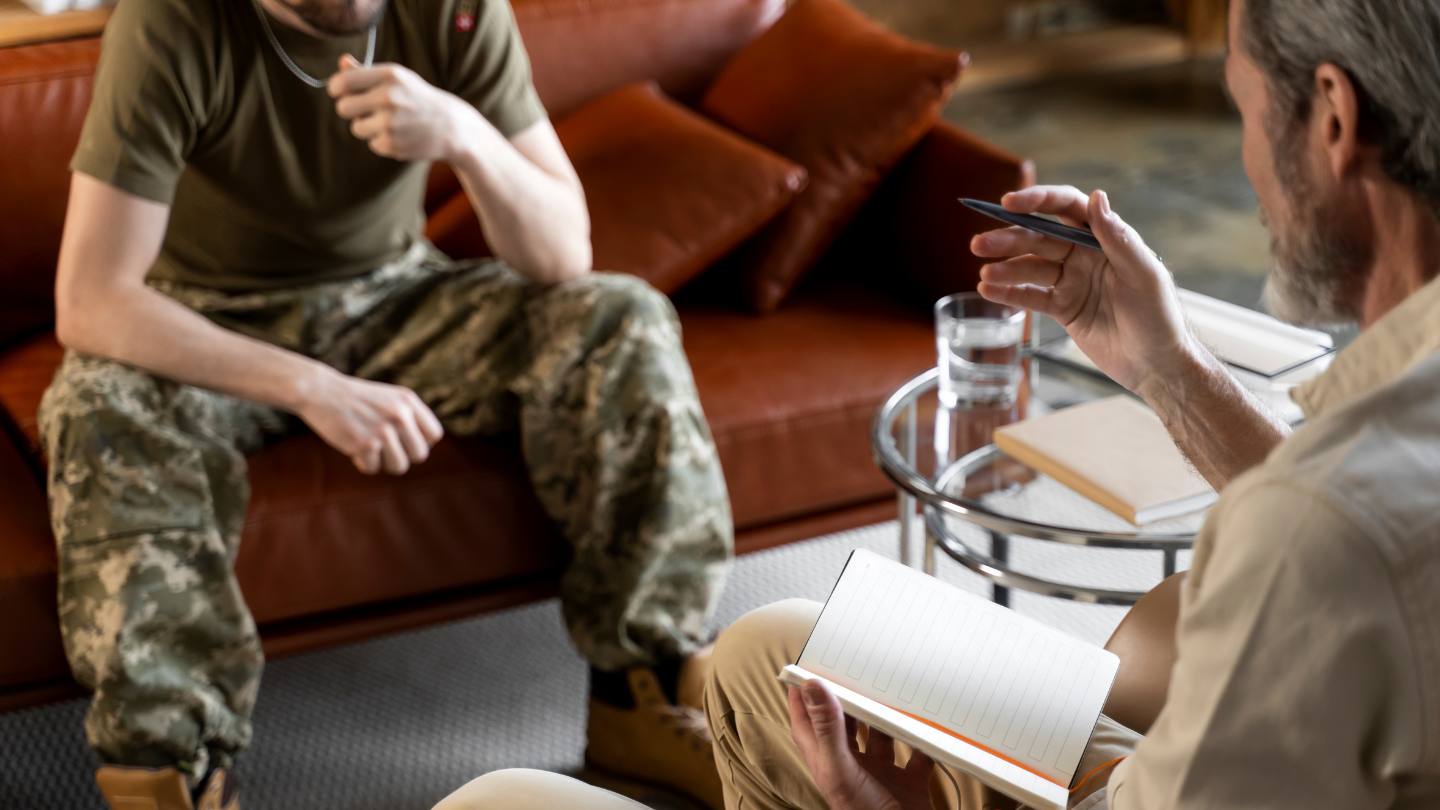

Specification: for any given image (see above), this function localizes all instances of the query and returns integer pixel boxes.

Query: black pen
[961,198,1102,252]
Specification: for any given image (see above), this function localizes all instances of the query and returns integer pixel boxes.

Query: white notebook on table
[780,550,1118,810]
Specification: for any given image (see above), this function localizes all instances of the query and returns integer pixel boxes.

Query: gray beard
[1260,145,1371,328]
[1262,230,1368,327]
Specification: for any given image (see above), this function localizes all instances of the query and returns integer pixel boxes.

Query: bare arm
[55,173,330,412]
[1136,344,1289,491]
[55,174,443,475]
[450,115,590,284]
[329,58,591,285]
[972,185,1289,491]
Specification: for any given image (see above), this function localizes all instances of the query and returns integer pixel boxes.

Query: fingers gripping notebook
[779,550,1119,809]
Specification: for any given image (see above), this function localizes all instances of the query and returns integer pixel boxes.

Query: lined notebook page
[798,550,1118,786]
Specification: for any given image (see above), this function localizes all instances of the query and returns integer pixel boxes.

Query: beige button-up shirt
[1088,275,1440,808]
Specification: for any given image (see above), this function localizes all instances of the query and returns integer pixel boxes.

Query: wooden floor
[0,0,109,49]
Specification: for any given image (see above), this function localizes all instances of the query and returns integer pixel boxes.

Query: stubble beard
[288,0,388,35]
[1260,128,1372,328]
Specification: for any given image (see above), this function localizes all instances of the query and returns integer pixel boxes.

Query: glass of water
[935,293,1026,408]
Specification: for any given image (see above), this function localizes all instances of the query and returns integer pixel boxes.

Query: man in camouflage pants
[42,0,731,808]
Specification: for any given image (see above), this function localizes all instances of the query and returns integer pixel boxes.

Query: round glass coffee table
[872,367,1203,606]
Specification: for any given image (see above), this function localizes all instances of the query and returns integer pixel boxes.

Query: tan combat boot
[586,650,722,809]
[96,766,239,810]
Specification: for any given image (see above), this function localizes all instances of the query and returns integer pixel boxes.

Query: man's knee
[39,352,161,444]
[432,769,645,810]
[40,354,230,545]
[587,272,671,311]
[431,769,543,810]
[571,272,678,334]
[707,599,822,715]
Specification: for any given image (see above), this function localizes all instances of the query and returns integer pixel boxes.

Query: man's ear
[1313,63,1362,180]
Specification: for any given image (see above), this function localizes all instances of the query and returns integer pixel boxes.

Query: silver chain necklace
[250,0,377,89]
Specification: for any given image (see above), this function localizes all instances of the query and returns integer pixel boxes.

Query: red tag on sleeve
[455,0,477,31]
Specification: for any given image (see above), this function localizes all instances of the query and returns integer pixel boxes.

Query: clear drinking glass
[935,293,1026,408]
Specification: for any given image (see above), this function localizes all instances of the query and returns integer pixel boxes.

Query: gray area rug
[0,518,1188,810]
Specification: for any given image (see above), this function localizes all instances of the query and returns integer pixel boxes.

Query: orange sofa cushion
[561,82,805,293]
[432,82,807,295]
[699,0,963,311]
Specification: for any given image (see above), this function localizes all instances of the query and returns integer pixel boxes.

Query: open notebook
[780,550,1118,810]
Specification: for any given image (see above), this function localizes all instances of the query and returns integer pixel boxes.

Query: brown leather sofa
[0,0,1032,711]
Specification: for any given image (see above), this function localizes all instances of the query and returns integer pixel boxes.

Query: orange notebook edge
[892,705,1068,788]
[992,429,1140,524]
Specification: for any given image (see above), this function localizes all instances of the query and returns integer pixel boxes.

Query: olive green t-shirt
[72,0,547,291]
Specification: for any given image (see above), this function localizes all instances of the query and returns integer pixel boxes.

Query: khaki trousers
[443,599,1142,809]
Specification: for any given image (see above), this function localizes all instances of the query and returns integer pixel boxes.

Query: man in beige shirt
[433,0,1440,806]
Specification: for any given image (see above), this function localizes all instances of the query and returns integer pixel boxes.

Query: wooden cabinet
[0,0,110,48]
[1166,0,1227,49]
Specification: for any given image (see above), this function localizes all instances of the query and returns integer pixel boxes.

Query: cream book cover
[993,396,1216,524]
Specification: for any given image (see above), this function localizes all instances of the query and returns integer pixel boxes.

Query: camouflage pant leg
[343,258,734,670]
[37,351,286,782]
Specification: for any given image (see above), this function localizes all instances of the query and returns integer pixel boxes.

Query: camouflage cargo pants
[37,243,734,779]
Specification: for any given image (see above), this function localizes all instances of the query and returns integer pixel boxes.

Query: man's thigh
[336,257,535,435]
[39,350,288,541]
[341,258,684,437]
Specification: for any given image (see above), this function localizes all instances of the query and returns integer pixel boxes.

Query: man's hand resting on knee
[55,175,443,480]
[296,368,444,476]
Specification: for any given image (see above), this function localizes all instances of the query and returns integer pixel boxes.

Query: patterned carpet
[0,517,1187,810]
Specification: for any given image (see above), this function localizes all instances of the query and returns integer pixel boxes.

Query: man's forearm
[1136,344,1291,490]
[57,283,334,414]
[448,105,591,284]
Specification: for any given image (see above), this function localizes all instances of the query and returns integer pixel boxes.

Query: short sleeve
[70,0,211,204]
[443,0,547,137]
[1107,479,1418,809]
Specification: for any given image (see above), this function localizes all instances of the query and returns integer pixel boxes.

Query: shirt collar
[1293,274,1440,419]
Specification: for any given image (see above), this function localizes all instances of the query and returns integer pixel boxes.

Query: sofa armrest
[846,121,1035,305]
[0,428,68,693]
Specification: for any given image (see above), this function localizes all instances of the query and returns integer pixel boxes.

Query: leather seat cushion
[234,434,563,624]
[682,280,934,528]
[0,281,932,620]
[0,336,564,627]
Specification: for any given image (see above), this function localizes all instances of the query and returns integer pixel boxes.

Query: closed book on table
[992,396,1215,525]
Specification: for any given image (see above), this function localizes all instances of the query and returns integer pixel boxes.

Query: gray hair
[1242,0,1440,213]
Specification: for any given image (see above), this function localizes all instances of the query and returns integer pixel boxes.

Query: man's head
[1226,0,1440,326]
[278,0,388,36]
